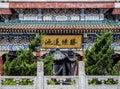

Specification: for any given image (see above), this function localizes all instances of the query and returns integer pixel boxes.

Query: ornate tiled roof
[0,21,120,33]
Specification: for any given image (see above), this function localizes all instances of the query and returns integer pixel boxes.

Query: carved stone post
[33,77,37,89]
[118,76,120,89]
[79,61,87,89]
[37,61,44,89]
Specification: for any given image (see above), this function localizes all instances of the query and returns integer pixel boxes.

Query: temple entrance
[42,48,83,76]
[42,48,82,89]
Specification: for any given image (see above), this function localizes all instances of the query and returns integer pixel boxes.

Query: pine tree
[85,31,114,75]
[43,55,54,76]
[112,60,120,75]
[29,34,42,52]
[3,35,42,76]
[3,49,37,76]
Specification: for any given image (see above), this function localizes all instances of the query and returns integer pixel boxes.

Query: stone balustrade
[87,76,120,89]
[44,76,79,89]
[0,75,120,89]
[0,76,36,89]
[87,76,119,82]
[0,61,119,89]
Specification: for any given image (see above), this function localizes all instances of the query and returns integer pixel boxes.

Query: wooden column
[0,57,3,75]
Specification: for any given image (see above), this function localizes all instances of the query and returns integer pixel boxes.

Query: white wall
[115,3,120,8]
[0,3,9,8]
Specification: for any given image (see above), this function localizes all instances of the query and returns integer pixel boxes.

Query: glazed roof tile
[0,21,120,31]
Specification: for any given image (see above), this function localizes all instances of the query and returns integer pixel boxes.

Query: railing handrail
[44,76,78,78]
[1,76,36,79]
[87,76,119,78]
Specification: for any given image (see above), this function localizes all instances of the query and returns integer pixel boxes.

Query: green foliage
[19,79,33,85]
[3,55,11,75]
[43,55,54,75]
[85,31,114,75]
[47,80,55,85]
[29,35,42,52]
[3,79,16,85]
[2,79,33,85]
[29,40,39,52]
[70,80,76,85]
[111,60,120,75]
[3,49,37,76]
[88,78,118,85]
[88,78,101,85]
[104,78,118,85]
[3,34,43,76]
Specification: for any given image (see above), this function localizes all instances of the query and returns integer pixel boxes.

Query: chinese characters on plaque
[42,35,82,48]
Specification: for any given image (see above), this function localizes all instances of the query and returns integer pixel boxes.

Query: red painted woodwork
[0,9,12,14]
[9,2,114,8]
[36,52,41,57]
[0,57,3,75]
[112,9,120,14]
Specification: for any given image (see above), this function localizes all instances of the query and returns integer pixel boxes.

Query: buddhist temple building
[0,0,120,74]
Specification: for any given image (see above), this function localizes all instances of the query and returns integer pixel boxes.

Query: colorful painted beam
[0,9,12,14]
[9,2,114,8]
[112,8,120,14]
[7,0,117,2]
[1,2,120,9]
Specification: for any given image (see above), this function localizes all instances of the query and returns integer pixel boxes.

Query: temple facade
[0,1,120,59]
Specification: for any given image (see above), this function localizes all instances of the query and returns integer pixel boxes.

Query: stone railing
[0,75,120,89]
[87,76,120,89]
[0,76,36,89]
[44,76,79,89]
[0,61,120,89]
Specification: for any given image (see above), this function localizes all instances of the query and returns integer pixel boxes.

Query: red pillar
[0,57,4,76]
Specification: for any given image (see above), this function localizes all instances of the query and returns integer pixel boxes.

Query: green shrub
[85,32,114,75]
[19,79,33,85]
[2,79,16,85]
[2,79,33,85]
[47,80,55,85]
[70,80,76,85]
[88,78,118,85]
[104,78,118,85]
[43,55,54,76]
[88,78,102,85]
